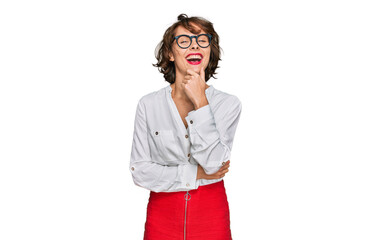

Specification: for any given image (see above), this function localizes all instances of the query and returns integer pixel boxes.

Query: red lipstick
[185,53,203,65]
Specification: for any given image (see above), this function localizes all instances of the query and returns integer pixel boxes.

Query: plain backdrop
[1,0,370,239]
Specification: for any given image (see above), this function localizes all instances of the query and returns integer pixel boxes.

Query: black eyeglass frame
[173,33,213,49]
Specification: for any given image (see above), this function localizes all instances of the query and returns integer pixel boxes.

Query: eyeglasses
[173,33,212,49]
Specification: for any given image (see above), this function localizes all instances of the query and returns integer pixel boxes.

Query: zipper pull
[184,191,191,201]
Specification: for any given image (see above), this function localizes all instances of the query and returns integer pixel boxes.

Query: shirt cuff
[185,104,213,131]
[179,164,198,190]
[185,104,219,143]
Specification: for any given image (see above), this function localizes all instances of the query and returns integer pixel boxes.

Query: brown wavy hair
[152,13,223,84]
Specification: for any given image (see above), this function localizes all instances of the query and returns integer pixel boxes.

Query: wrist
[194,96,208,110]
[196,165,203,180]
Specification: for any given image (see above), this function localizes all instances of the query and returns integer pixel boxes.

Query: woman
[129,13,242,240]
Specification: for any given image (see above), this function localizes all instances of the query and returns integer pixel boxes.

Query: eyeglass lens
[177,35,210,48]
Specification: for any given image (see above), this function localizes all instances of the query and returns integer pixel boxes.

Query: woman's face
[169,24,211,78]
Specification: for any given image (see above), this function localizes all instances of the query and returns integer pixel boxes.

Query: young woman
[129,13,242,240]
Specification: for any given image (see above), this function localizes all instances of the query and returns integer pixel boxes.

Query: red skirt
[143,180,232,240]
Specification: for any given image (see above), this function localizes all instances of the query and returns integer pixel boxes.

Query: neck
[170,81,189,101]
[171,69,210,100]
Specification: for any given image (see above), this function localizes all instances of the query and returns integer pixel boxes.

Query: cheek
[204,53,211,65]
[174,49,185,58]
[205,50,211,59]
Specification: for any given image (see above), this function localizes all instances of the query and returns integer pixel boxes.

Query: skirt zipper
[184,191,191,240]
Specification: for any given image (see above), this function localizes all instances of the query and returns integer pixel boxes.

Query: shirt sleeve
[185,96,242,175]
[129,99,199,193]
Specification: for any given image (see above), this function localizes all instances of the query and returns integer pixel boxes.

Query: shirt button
[190,120,193,124]
[131,167,135,171]
[186,183,190,187]
[187,153,190,157]
[155,131,159,135]
[185,134,189,138]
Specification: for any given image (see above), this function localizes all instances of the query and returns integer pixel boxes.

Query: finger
[220,161,230,169]
[218,165,229,173]
[219,168,229,176]
[221,160,231,166]
[220,160,231,168]
[186,69,198,77]
[222,162,230,168]
[220,163,229,169]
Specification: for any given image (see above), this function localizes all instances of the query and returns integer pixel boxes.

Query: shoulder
[210,86,242,111]
[136,85,168,107]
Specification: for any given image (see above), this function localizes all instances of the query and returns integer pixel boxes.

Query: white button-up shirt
[129,84,242,193]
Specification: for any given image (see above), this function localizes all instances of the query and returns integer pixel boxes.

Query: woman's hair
[153,13,223,84]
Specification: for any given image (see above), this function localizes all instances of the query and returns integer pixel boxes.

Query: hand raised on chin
[181,66,209,110]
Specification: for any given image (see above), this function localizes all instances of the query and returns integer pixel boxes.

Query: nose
[190,37,199,49]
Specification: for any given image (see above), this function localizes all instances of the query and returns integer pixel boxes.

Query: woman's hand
[182,66,209,109]
[196,160,231,180]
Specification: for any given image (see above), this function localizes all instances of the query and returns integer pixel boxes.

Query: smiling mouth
[186,58,202,65]
[186,54,203,65]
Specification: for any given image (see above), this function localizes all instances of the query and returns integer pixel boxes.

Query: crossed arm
[129,96,242,192]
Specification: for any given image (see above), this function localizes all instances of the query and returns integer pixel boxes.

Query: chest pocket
[151,129,181,165]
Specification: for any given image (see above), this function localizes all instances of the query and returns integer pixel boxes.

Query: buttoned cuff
[185,104,219,142]
[185,104,213,131]
[179,164,198,190]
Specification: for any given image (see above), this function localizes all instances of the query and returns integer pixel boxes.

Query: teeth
[186,55,202,60]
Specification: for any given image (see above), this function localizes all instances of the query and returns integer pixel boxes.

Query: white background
[1,0,370,239]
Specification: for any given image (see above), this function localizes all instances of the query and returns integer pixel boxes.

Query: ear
[169,51,174,62]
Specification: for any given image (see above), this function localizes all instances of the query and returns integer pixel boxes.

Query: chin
[190,64,203,70]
